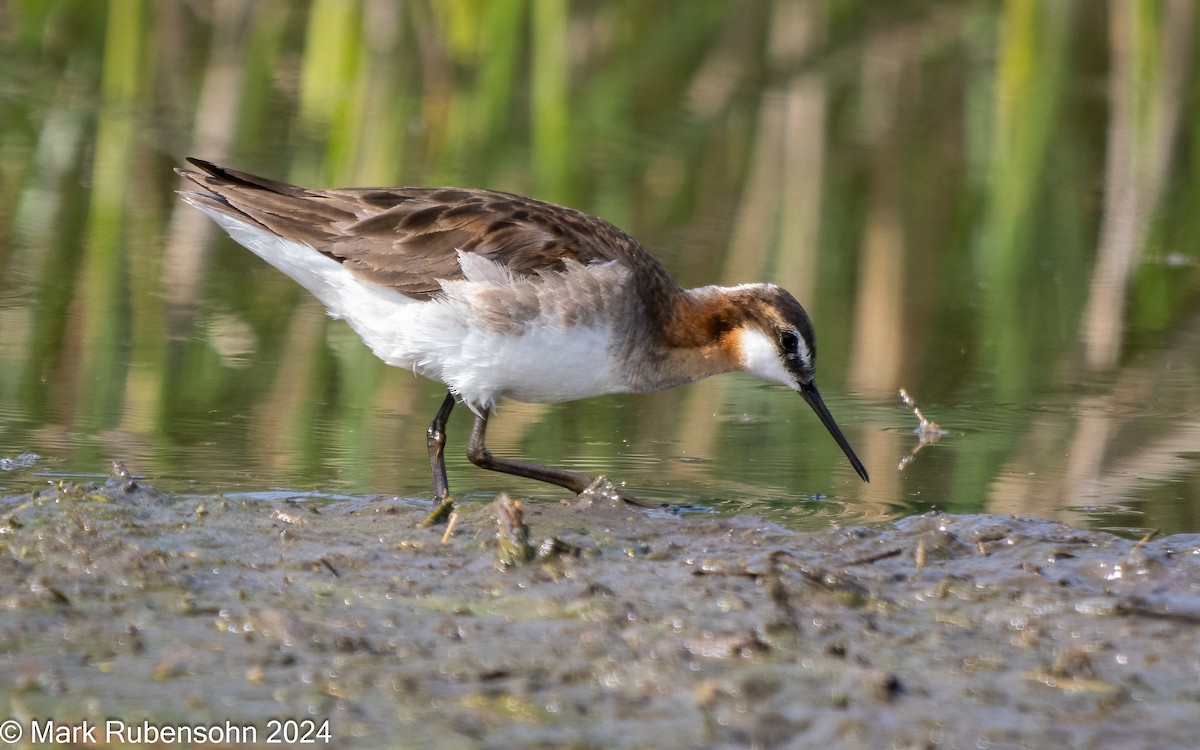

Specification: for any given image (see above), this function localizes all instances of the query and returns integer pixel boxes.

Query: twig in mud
[763,552,799,629]
[441,511,461,544]
[771,551,875,602]
[494,493,535,567]
[845,547,903,566]
[1113,599,1200,624]
[691,564,759,580]
[1023,649,1117,694]
[694,552,878,601]
[1127,528,1160,557]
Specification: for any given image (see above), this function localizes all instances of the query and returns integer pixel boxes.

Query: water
[2,1,1200,535]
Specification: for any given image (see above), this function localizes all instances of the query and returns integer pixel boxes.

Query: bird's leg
[466,407,648,506]
[419,391,458,527]
[427,391,457,501]
[467,407,594,493]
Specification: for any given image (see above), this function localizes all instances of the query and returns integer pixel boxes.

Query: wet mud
[2,462,1199,749]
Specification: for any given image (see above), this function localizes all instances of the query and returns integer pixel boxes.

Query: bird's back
[177,159,697,407]
[176,159,683,309]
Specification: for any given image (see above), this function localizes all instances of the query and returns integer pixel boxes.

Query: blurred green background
[1,0,1199,533]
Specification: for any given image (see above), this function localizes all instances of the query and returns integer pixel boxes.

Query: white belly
[402,304,621,406]
[201,208,631,410]
[367,257,630,409]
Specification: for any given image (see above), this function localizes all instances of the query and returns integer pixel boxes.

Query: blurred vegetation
[1,0,1198,532]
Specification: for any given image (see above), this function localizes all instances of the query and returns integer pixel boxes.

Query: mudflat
[2,463,1197,749]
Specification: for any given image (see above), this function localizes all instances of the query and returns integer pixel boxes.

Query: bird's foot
[419,496,455,527]
[574,476,653,509]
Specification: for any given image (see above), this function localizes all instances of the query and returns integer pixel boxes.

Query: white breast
[397,254,632,410]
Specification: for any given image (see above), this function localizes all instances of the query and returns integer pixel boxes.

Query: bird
[176,158,869,522]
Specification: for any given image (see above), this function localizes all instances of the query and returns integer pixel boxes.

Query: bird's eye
[779,330,800,358]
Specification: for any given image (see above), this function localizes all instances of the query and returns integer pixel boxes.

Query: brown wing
[176,158,677,301]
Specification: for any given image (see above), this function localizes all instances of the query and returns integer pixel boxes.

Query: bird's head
[730,285,870,483]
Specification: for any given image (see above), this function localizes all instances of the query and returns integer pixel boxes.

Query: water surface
[2,1,1199,534]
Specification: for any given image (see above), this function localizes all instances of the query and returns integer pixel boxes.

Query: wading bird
[177,159,869,522]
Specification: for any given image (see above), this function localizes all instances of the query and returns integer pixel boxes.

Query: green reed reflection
[1,0,1199,532]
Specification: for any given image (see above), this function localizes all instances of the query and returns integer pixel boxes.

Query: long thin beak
[799,382,870,482]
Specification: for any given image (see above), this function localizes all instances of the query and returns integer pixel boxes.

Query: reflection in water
[1,2,1199,534]
[1082,0,1193,371]
[896,388,947,470]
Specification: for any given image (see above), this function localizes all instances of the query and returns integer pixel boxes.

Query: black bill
[799,381,870,483]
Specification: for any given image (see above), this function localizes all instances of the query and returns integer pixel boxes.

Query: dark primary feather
[176,158,684,306]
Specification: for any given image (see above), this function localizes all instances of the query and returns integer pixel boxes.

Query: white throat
[738,327,799,389]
